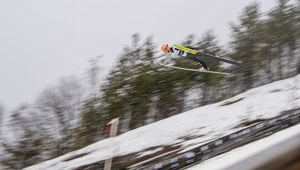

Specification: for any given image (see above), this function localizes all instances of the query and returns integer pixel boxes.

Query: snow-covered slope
[25,74,300,170]
[187,123,300,170]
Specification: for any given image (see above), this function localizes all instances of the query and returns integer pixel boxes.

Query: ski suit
[169,44,209,70]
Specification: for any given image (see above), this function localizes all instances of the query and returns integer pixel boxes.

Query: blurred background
[0,0,300,169]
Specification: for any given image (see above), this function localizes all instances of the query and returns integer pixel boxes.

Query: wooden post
[104,118,119,170]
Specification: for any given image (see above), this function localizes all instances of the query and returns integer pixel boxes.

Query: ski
[161,64,230,75]
[196,52,241,66]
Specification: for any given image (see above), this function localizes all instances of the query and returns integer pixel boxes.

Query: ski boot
[198,65,209,72]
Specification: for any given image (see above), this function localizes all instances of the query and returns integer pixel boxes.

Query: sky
[0,0,278,110]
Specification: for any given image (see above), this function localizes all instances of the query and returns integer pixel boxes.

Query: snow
[137,147,163,158]
[187,123,300,170]
[25,74,300,170]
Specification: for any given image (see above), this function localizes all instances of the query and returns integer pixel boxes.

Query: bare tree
[87,56,102,100]
[36,76,83,155]
[1,104,51,169]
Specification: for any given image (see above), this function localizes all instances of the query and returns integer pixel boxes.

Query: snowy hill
[25,74,300,170]
[187,123,300,170]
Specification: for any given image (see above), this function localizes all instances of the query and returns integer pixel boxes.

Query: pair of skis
[160,63,230,75]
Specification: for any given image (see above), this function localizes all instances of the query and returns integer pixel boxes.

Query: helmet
[161,44,170,53]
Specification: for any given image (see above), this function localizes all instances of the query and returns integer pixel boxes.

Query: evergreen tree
[127,36,158,127]
[155,34,199,118]
[74,99,102,149]
[101,34,157,130]
[230,2,264,92]
[75,56,104,149]
[266,0,298,78]
[194,31,224,105]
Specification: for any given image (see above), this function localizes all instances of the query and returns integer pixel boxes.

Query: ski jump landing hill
[187,123,300,170]
[25,74,300,170]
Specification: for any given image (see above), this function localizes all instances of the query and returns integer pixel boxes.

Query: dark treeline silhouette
[0,0,300,169]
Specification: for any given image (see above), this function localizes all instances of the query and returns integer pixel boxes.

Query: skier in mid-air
[161,44,210,71]
[160,43,241,75]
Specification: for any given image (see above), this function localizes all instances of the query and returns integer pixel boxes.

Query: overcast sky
[0,0,278,110]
